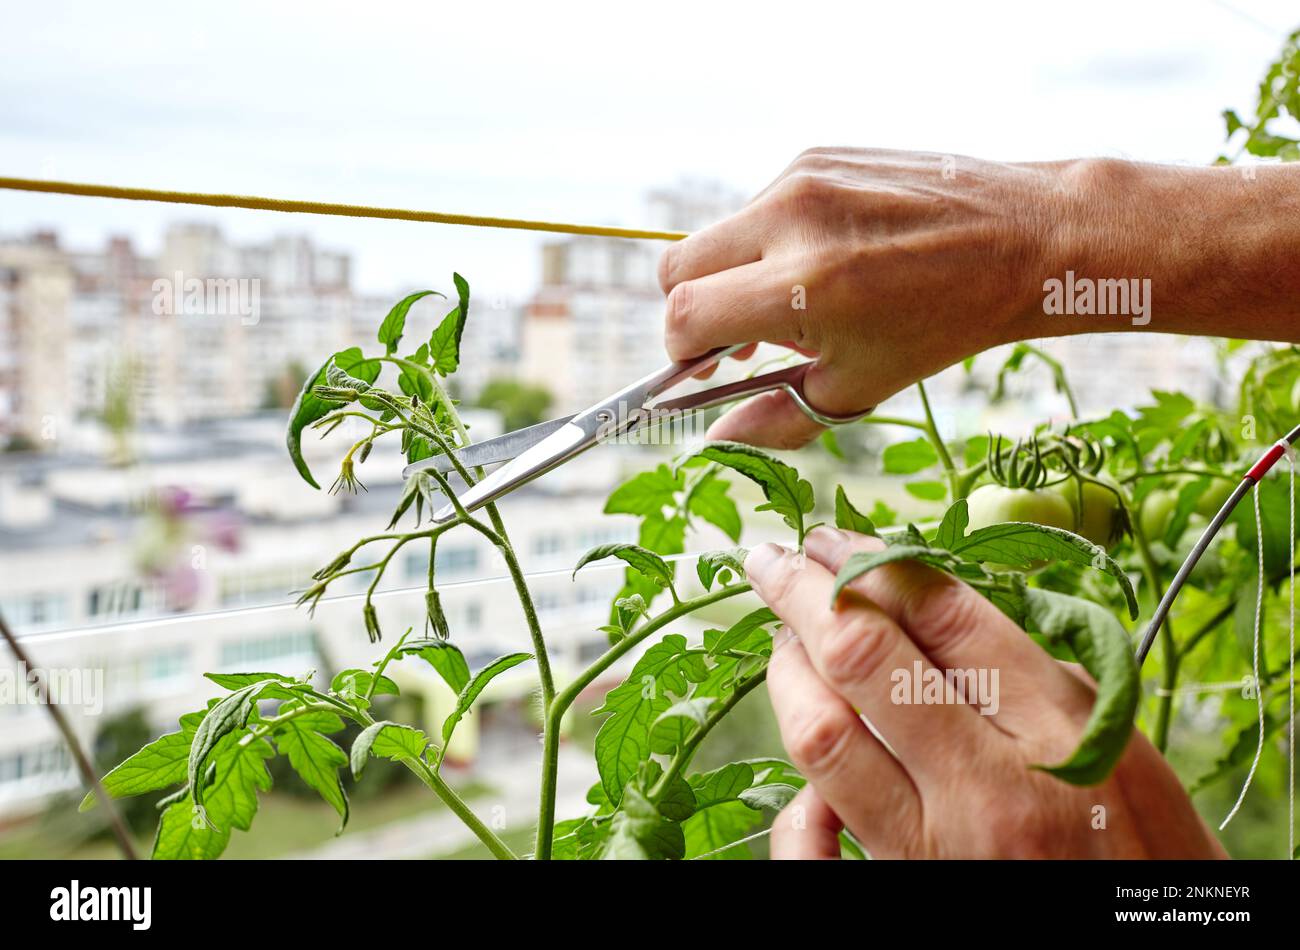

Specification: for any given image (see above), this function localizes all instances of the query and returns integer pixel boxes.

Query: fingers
[801,525,1092,733]
[770,785,842,860]
[663,261,798,362]
[705,390,827,450]
[657,204,768,294]
[747,544,991,782]
[703,357,870,449]
[766,625,921,855]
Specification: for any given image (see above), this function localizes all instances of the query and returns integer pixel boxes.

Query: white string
[1220,484,1267,831]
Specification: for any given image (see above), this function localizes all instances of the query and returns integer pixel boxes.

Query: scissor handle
[653,362,872,426]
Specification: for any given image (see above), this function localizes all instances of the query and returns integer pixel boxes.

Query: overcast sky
[1,0,1296,300]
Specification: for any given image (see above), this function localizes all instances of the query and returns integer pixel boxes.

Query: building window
[405,545,480,581]
[0,593,69,630]
[219,630,316,670]
[531,532,566,558]
[146,646,190,683]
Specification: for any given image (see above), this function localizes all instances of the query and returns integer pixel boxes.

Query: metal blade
[431,421,593,522]
[401,415,576,478]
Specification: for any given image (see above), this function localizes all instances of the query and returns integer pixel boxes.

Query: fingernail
[804,525,848,561]
[772,624,796,652]
[745,543,787,589]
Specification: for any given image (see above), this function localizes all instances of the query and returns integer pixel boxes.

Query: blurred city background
[1,0,1295,858]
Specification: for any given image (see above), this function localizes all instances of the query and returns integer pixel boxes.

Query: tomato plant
[81,30,1300,858]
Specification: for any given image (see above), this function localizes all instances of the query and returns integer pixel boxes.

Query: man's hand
[659,148,1300,449]
[746,526,1227,859]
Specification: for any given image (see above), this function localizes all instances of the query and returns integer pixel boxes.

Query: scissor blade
[431,421,593,523]
[401,415,576,477]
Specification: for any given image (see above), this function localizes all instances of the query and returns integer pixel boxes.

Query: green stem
[406,754,517,860]
[533,582,753,860]
[858,415,930,432]
[1132,524,1176,751]
[915,380,961,500]
[649,669,767,802]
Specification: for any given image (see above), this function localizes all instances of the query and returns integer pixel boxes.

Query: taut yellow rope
[0,176,689,242]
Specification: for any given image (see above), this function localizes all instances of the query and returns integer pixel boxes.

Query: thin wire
[1220,485,1268,831]
[13,550,720,645]
[688,826,773,860]
[0,176,689,242]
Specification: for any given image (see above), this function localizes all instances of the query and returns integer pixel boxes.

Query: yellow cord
[0,176,689,242]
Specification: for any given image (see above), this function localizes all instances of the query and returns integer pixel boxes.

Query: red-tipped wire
[1137,424,1300,666]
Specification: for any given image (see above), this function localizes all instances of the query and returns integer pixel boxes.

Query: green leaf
[904,479,947,501]
[696,548,746,591]
[425,274,471,376]
[204,671,299,691]
[1020,586,1139,785]
[397,638,471,694]
[286,347,381,489]
[601,784,685,860]
[833,486,878,535]
[934,499,969,549]
[705,606,779,657]
[688,762,756,809]
[593,634,710,802]
[153,799,228,860]
[442,653,533,743]
[427,310,462,376]
[682,799,761,860]
[831,546,962,600]
[397,342,435,402]
[351,721,430,779]
[882,438,939,474]
[963,435,990,467]
[158,728,275,858]
[273,711,349,832]
[330,669,399,699]
[1190,711,1283,794]
[574,543,675,591]
[950,522,1139,619]
[869,500,898,528]
[684,442,814,537]
[650,697,716,754]
[687,469,742,542]
[378,290,441,355]
[188,680,280,815]
[739,782,799,811]
[605,465,682,517]
[638,512,686,557]
[81,722,195,810]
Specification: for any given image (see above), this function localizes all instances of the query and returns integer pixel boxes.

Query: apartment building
[0,409,744,820]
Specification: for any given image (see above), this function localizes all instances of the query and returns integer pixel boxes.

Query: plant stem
[649,669,767,802]
[915,380,961,500]
[406,754,517,860]
[1132,524,1177,751]
[858,415,930,432]
[533,582,753,860]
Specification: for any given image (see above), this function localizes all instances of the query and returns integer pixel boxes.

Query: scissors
[403,345,873,524]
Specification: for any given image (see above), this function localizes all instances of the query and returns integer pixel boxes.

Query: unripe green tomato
[1051,478,1123,547]
[966,484,1074,533]
[1193,478,1234,518]
[1139,489,1178,541]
